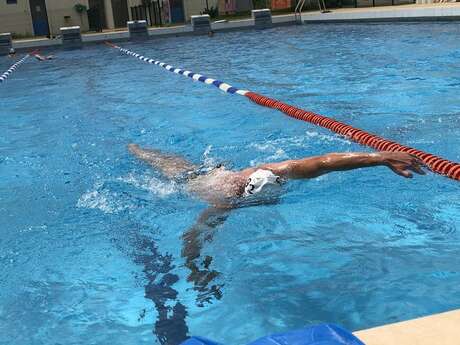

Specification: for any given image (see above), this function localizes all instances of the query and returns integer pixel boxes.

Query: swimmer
[8,48,16,58]
[34,53,54,61]
[128,144,426,304]
[128,144,425,209]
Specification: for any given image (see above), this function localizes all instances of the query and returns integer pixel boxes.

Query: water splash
[118,173,178,197]
[202,145,219,168]
[77,189,129,214]
[248,130,351,166]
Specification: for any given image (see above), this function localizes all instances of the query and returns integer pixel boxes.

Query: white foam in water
[250,147,287,166]
[202,145,219,168]
[77,173,178,213]
[119,173,178,197]
[304,130,351,145]
[203,145,212,158]
[248,131,353,166]
[77,189,129,214]
[252,130,350,151]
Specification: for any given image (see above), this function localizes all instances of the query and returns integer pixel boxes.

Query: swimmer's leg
[128,144,197,180]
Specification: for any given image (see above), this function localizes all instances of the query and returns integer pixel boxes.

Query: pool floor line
[106,43,460,183]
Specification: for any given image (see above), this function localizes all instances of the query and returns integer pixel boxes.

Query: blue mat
[181,324,365,345]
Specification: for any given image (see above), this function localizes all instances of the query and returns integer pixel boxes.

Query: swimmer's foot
[128,143,141,154]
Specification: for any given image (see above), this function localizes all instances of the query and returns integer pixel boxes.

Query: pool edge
[354,308,460,345]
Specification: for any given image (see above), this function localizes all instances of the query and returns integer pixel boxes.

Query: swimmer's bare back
[128,144,247,206]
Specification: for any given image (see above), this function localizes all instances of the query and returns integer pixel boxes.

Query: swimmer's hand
[381,152,426,178]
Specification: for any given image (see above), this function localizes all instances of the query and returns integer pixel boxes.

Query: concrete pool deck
[302,2,460,23]
[8,3,460,51]
[355,309,460,345]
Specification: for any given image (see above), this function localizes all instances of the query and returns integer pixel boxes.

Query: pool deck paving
[302,2,460,23]
[355,308,460,345]
[9,3,460,51]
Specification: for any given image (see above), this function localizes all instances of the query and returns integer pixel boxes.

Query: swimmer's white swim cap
[244,169,282,196]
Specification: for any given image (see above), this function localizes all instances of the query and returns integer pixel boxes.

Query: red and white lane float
[106,42,460,182]
[0,50,38,84]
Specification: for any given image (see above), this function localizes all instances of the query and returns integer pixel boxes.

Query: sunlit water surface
[1,23,459,345]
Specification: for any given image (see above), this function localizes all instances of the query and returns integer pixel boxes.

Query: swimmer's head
[244,169,283,197]
[9,48,16,55]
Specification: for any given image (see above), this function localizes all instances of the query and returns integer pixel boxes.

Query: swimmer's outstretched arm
[182,207,230,305]
[182,207,230,263]
[257,151,426,179]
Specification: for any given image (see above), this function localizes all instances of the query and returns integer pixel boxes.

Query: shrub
[74,3,87,13]
[202,6,219,18]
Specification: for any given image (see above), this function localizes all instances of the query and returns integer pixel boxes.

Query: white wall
[183,0,218,21]
[0,0,34,37]
[0,0,90,37]
[46,0,90,34]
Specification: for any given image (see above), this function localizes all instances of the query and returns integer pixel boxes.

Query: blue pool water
[1,23,460,345]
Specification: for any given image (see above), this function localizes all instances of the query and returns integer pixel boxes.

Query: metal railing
[295,0,329,24]
[295,0,306,23]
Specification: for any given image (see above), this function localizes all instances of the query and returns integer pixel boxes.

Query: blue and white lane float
[105,42,460,182]
[105,42,248,96]
[0,51,36,84]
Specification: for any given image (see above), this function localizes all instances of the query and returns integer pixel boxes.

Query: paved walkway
[9,3,460,50]
[355,309,460,345]
[302,2,460,22]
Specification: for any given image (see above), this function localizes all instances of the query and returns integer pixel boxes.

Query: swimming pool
[1,23,459,345]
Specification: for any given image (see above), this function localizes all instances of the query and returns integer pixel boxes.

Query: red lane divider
[245,92,460,182]
[106,42,459,182]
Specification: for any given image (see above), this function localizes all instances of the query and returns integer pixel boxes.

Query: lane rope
[0,50,38,84]
[105,42,460,182]
[105,42,248,96]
